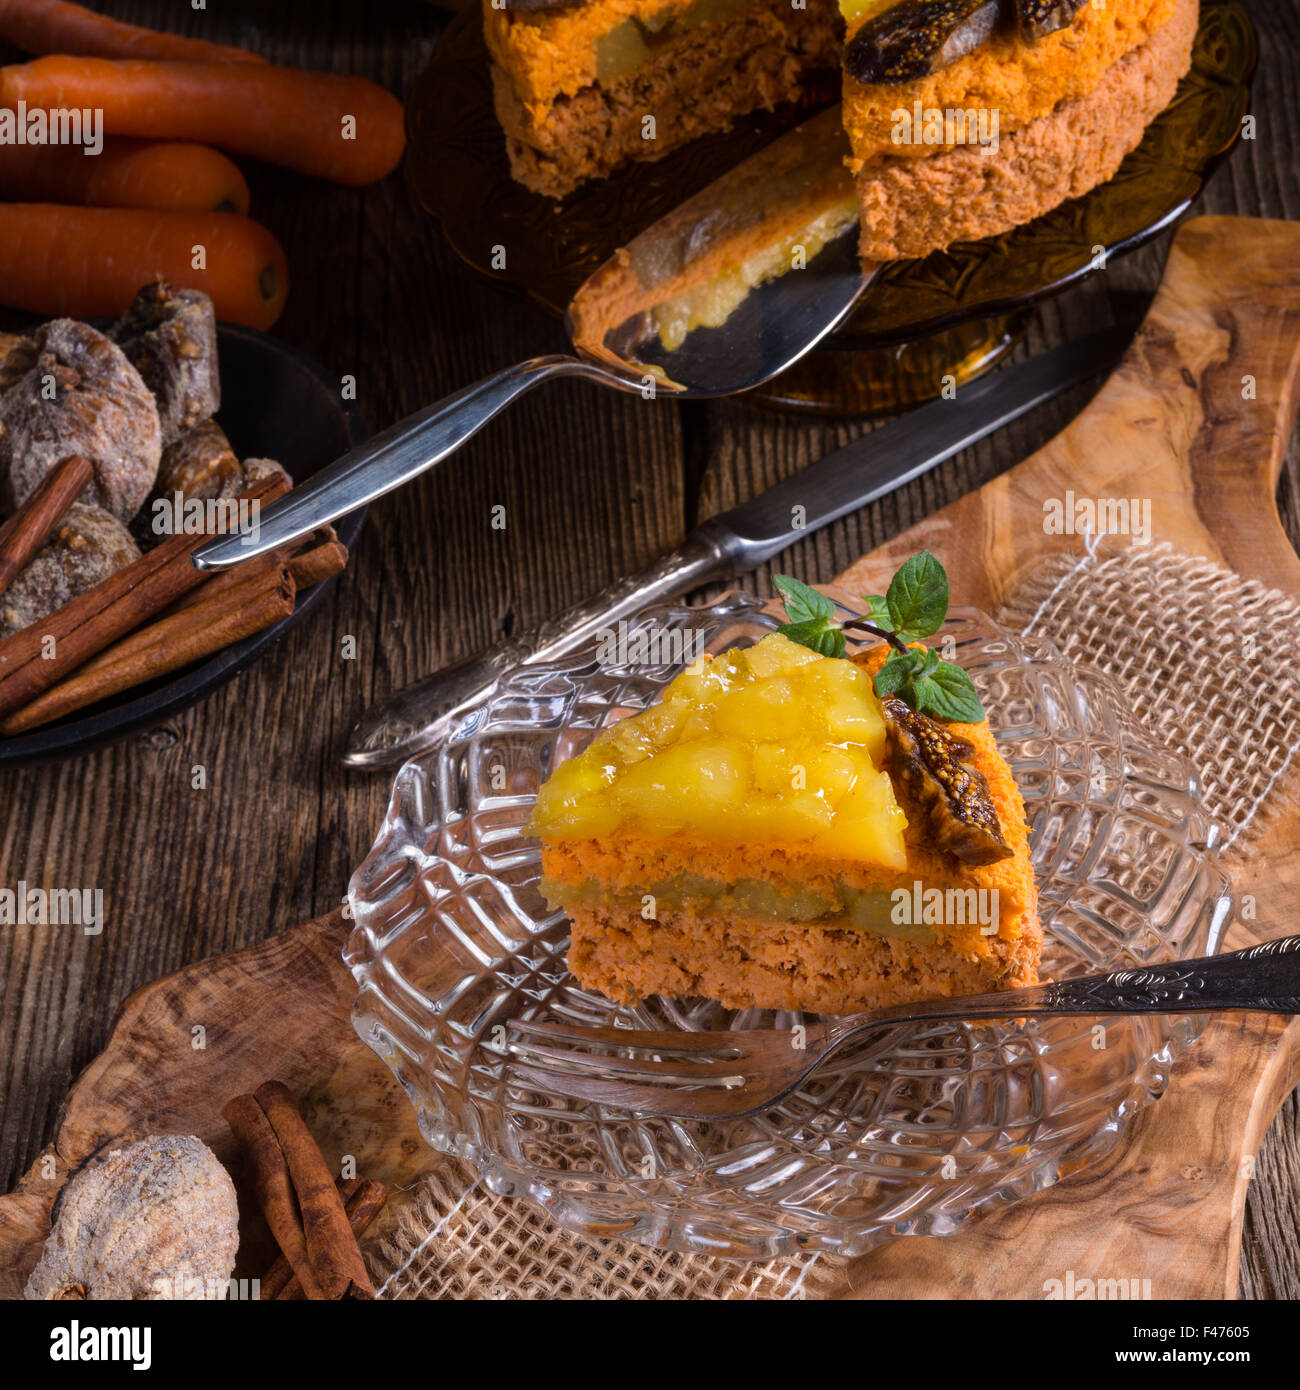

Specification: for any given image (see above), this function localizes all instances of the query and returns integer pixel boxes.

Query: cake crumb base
[568,903,1042,1016]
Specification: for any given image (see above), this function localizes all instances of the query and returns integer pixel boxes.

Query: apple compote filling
[593,0,761,84]
[528,632,908,867]
[652,196,860,350]
[540,873,940,942]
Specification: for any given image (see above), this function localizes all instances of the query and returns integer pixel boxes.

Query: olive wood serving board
[2,215,1298,1300]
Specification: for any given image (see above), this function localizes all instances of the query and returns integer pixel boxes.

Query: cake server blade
[345,322,1132,769]
[191,108,870,573]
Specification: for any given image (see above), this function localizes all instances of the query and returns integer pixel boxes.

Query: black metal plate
[0,326,367,767]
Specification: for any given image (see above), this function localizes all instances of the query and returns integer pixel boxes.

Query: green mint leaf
[871,648,922,697]
[885,550,948,641]
[773,574,836,626]
[916,661,985,723]
[910,674,938,709]
[862,594,892,628]
[778,618,846,660]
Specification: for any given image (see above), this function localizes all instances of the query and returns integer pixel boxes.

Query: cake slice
[487,0,843,199]
[842,0,1197,260]
[529,627,1040,1014]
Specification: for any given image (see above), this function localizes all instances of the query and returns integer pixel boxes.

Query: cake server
[344,320,1133,770]
[192,109,868,573]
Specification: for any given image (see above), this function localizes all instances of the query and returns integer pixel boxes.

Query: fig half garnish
[1009,0,1088,42]
[844,0,1001,85]
[880,695,1012,866]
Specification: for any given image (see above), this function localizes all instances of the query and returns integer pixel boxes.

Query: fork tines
[506,1016,745,1088]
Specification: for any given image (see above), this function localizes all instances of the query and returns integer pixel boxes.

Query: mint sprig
[772,575,846,659]
[881,549,947,641]
[773,551,985,723]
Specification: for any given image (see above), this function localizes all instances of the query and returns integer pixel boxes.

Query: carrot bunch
[0,0,408,329]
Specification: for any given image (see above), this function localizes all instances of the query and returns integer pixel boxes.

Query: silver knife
[345,323,1132,770]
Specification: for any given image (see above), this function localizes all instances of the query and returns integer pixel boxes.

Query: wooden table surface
[0,0,1297,1299]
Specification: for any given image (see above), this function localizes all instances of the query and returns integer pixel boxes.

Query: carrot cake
[486,0,843,198]
[528,628,1040,1014]
[487,0,1198,263]
[846,0,1198,260]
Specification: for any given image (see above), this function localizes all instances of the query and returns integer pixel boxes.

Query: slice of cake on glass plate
[528,554,1040,1014]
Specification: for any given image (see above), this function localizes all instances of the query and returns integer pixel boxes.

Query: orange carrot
[0,56,406,186]
[0,137,250,213]
[0,0,264,63]
[0,205,288,330]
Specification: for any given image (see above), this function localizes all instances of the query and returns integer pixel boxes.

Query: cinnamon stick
[167,530,346,619]
[166,529,345,618]
[253,1081,374,1300]
[288,538,348,590]
[222,1092,327,1302]
[0,454,93,600]
[166,550,284,616]
[0,469,289,719]
[1,565,294,734]
[261,1178,387,1301]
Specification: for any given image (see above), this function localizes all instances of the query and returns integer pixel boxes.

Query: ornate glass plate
[406,1,1254,348]
[346,596,1231,1258]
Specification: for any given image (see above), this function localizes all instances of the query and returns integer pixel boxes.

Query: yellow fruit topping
[653,198,860,352]
[837,0,899,25]
[528,632,908,867]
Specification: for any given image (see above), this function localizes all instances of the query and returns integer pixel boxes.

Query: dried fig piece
[133,423,291,549]
[24,1135,239,1301]
[112,281,220,446]
[1009,0,1087,42]
[881,694,1012,865]
[0,331,28,370]
[0,319,161,524]
[240,456,293,494]
[844,0,1001,85]
[1,502,140,640]
[156,418,243,501]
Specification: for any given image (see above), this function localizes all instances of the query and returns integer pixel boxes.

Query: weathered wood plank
[0,0,1296,1297]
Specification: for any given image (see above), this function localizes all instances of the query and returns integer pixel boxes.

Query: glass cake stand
[404,1,1255,415]
[346,596,1231,1258]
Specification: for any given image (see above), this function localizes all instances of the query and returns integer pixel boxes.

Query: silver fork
[505,936,1300,1119]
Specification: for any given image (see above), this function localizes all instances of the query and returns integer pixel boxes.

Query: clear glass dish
[346,595,1231,1259]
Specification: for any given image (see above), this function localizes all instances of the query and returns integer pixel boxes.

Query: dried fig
[1,502,140,641]
[134,424,291,548]
[0,319,161,524]
[112,281,220,446]
[881,695,1012,865]
[1009,0,1088,42]
[24,1135,239,1301]
[844,0,1001,85]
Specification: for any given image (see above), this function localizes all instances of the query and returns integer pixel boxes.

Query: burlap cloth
[366,542,1300,1300]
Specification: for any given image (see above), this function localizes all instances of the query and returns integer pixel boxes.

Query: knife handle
[343,522,741,769]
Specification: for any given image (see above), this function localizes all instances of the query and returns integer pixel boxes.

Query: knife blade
[344,322,1132,770]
